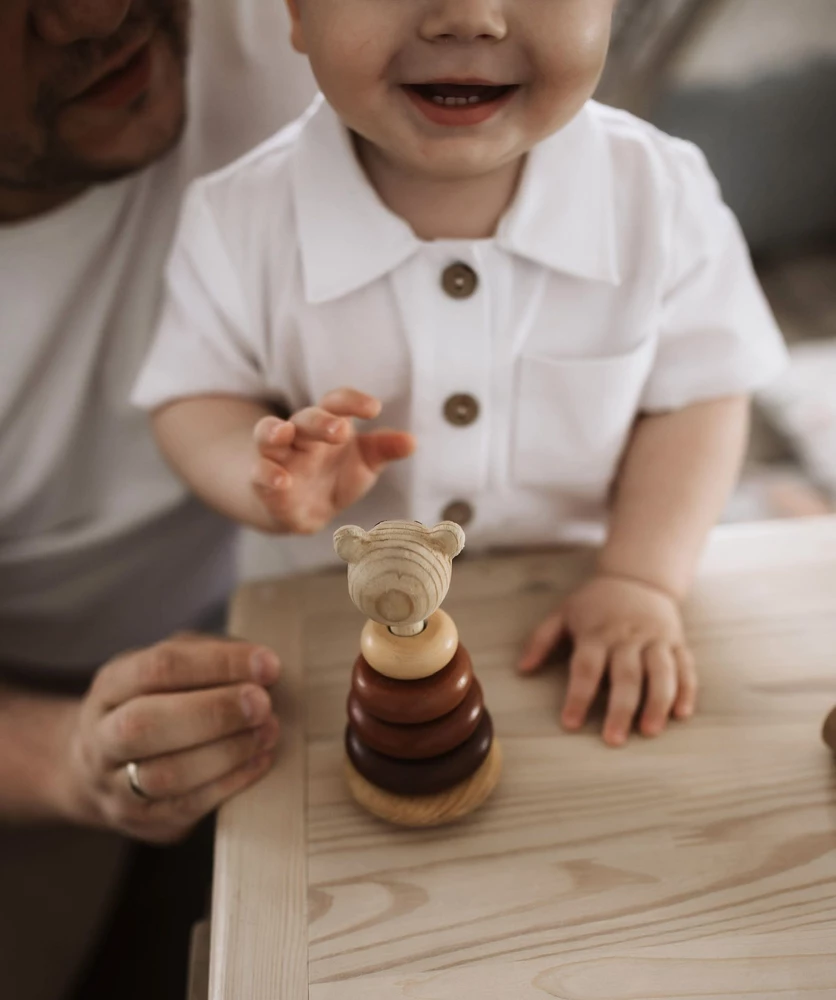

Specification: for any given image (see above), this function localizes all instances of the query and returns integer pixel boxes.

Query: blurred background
[241,0,836,579]
[599,0,836,523]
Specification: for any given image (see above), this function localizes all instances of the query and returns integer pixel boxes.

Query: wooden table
[208,517,836,1000]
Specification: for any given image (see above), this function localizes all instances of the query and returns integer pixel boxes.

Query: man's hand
[60,634,281,843]
[252,388,415,534]
[518,575,698,746]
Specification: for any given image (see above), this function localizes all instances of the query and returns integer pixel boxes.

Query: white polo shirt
[134,96,788,576]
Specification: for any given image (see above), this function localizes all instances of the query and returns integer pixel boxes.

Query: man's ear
[333,525,369,564]
[284,0,308,54]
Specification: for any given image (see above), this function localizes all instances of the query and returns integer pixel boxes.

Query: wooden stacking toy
[824,706,836,754]
[334,519,502,827]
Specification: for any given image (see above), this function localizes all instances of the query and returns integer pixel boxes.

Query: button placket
[391,250,493,522]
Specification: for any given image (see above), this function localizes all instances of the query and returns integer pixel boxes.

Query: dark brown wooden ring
[345,712,494,797]
[351,645,473,725]
[348,680,484,759]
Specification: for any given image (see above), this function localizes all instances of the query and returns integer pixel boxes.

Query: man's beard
[0,0,190,190]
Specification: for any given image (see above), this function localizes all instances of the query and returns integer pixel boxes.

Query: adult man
[0,2,315,997]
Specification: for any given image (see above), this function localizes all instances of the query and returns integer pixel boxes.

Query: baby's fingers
[254,416,296,457]
[674,646,698,720]
[357,430,416,473]
[603,644,643,747]
[562,640,607,732]
[252,456,291,493]
[517,611,563,674]
[319,388,382,421]
[639,642,678,738]
[290,406,351,446]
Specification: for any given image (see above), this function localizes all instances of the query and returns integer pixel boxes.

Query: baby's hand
[251,388,415,534]
[518,575,697,746]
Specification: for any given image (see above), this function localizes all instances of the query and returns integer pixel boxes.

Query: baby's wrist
[593,566,684,605]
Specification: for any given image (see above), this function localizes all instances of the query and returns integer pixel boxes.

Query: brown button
[442,500,474,527]
[444,393,480,427]
[441,262,478,299]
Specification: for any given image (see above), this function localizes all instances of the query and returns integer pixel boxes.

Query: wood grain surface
[210,517,836,1000]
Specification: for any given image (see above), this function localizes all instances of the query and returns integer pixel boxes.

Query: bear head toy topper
[334,520,465,633]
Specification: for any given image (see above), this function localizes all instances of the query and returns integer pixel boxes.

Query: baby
[133,0,787,747]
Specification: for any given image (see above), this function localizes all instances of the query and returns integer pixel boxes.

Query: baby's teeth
[430,93,484,106]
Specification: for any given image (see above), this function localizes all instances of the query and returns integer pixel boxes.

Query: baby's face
[286,0,615,180]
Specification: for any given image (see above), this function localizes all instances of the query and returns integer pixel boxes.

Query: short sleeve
[131,183,268,411]
[640,141,788,412]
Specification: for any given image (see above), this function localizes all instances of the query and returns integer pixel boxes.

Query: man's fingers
[517,612,564,674]
[640,643,678,738]
[290,406,351,445]
[673,646,698,719]
[603,644,643,747]
[318,388,382,420]
[562,640,607,731]
[92,639,280,710]
[125,716,280,800]
[149,750,276,840]
[100,683,274,764]
[357,430,416,472]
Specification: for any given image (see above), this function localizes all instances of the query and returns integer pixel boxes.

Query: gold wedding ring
[126,761,151,800]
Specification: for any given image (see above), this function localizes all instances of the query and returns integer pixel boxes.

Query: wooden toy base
[345,739,502,828]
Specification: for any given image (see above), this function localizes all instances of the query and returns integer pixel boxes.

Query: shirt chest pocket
[512,338,656,497]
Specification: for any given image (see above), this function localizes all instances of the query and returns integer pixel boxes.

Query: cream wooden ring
[345,740,502,828]
[360,609,459,680]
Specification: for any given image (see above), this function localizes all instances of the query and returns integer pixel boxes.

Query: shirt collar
[291,97,620,304]
[496,102,621,285]
[291,97,421,304]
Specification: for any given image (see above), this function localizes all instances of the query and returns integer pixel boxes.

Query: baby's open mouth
[405,82,518,107]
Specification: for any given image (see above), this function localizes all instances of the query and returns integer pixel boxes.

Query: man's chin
[70,108,187,184]
[53,31,188,184]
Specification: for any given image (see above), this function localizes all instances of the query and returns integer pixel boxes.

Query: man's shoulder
[186,99,319,228]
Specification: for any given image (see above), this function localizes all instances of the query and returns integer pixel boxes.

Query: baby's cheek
[527,4,612,116]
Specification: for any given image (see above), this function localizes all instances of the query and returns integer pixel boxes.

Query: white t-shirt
[0,3,316,669]
[134,96,789,578]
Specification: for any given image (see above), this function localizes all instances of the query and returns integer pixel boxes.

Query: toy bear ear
[428,521,465,559]
[333,525,369,564]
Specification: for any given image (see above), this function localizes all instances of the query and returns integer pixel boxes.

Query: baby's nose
[418,0,508,45]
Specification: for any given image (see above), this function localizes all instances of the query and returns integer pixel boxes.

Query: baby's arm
[600,394,749,599]
[520,395,749,745]
[153,395,281,532]
[153,389,415,534]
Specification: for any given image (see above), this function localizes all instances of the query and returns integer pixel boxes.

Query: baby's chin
[386,135,531,182]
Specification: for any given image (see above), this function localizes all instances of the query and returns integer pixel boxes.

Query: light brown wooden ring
[351,645,473,725]
[360,609,458,679]
[348,680,484,759]
[345,739,502,828]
